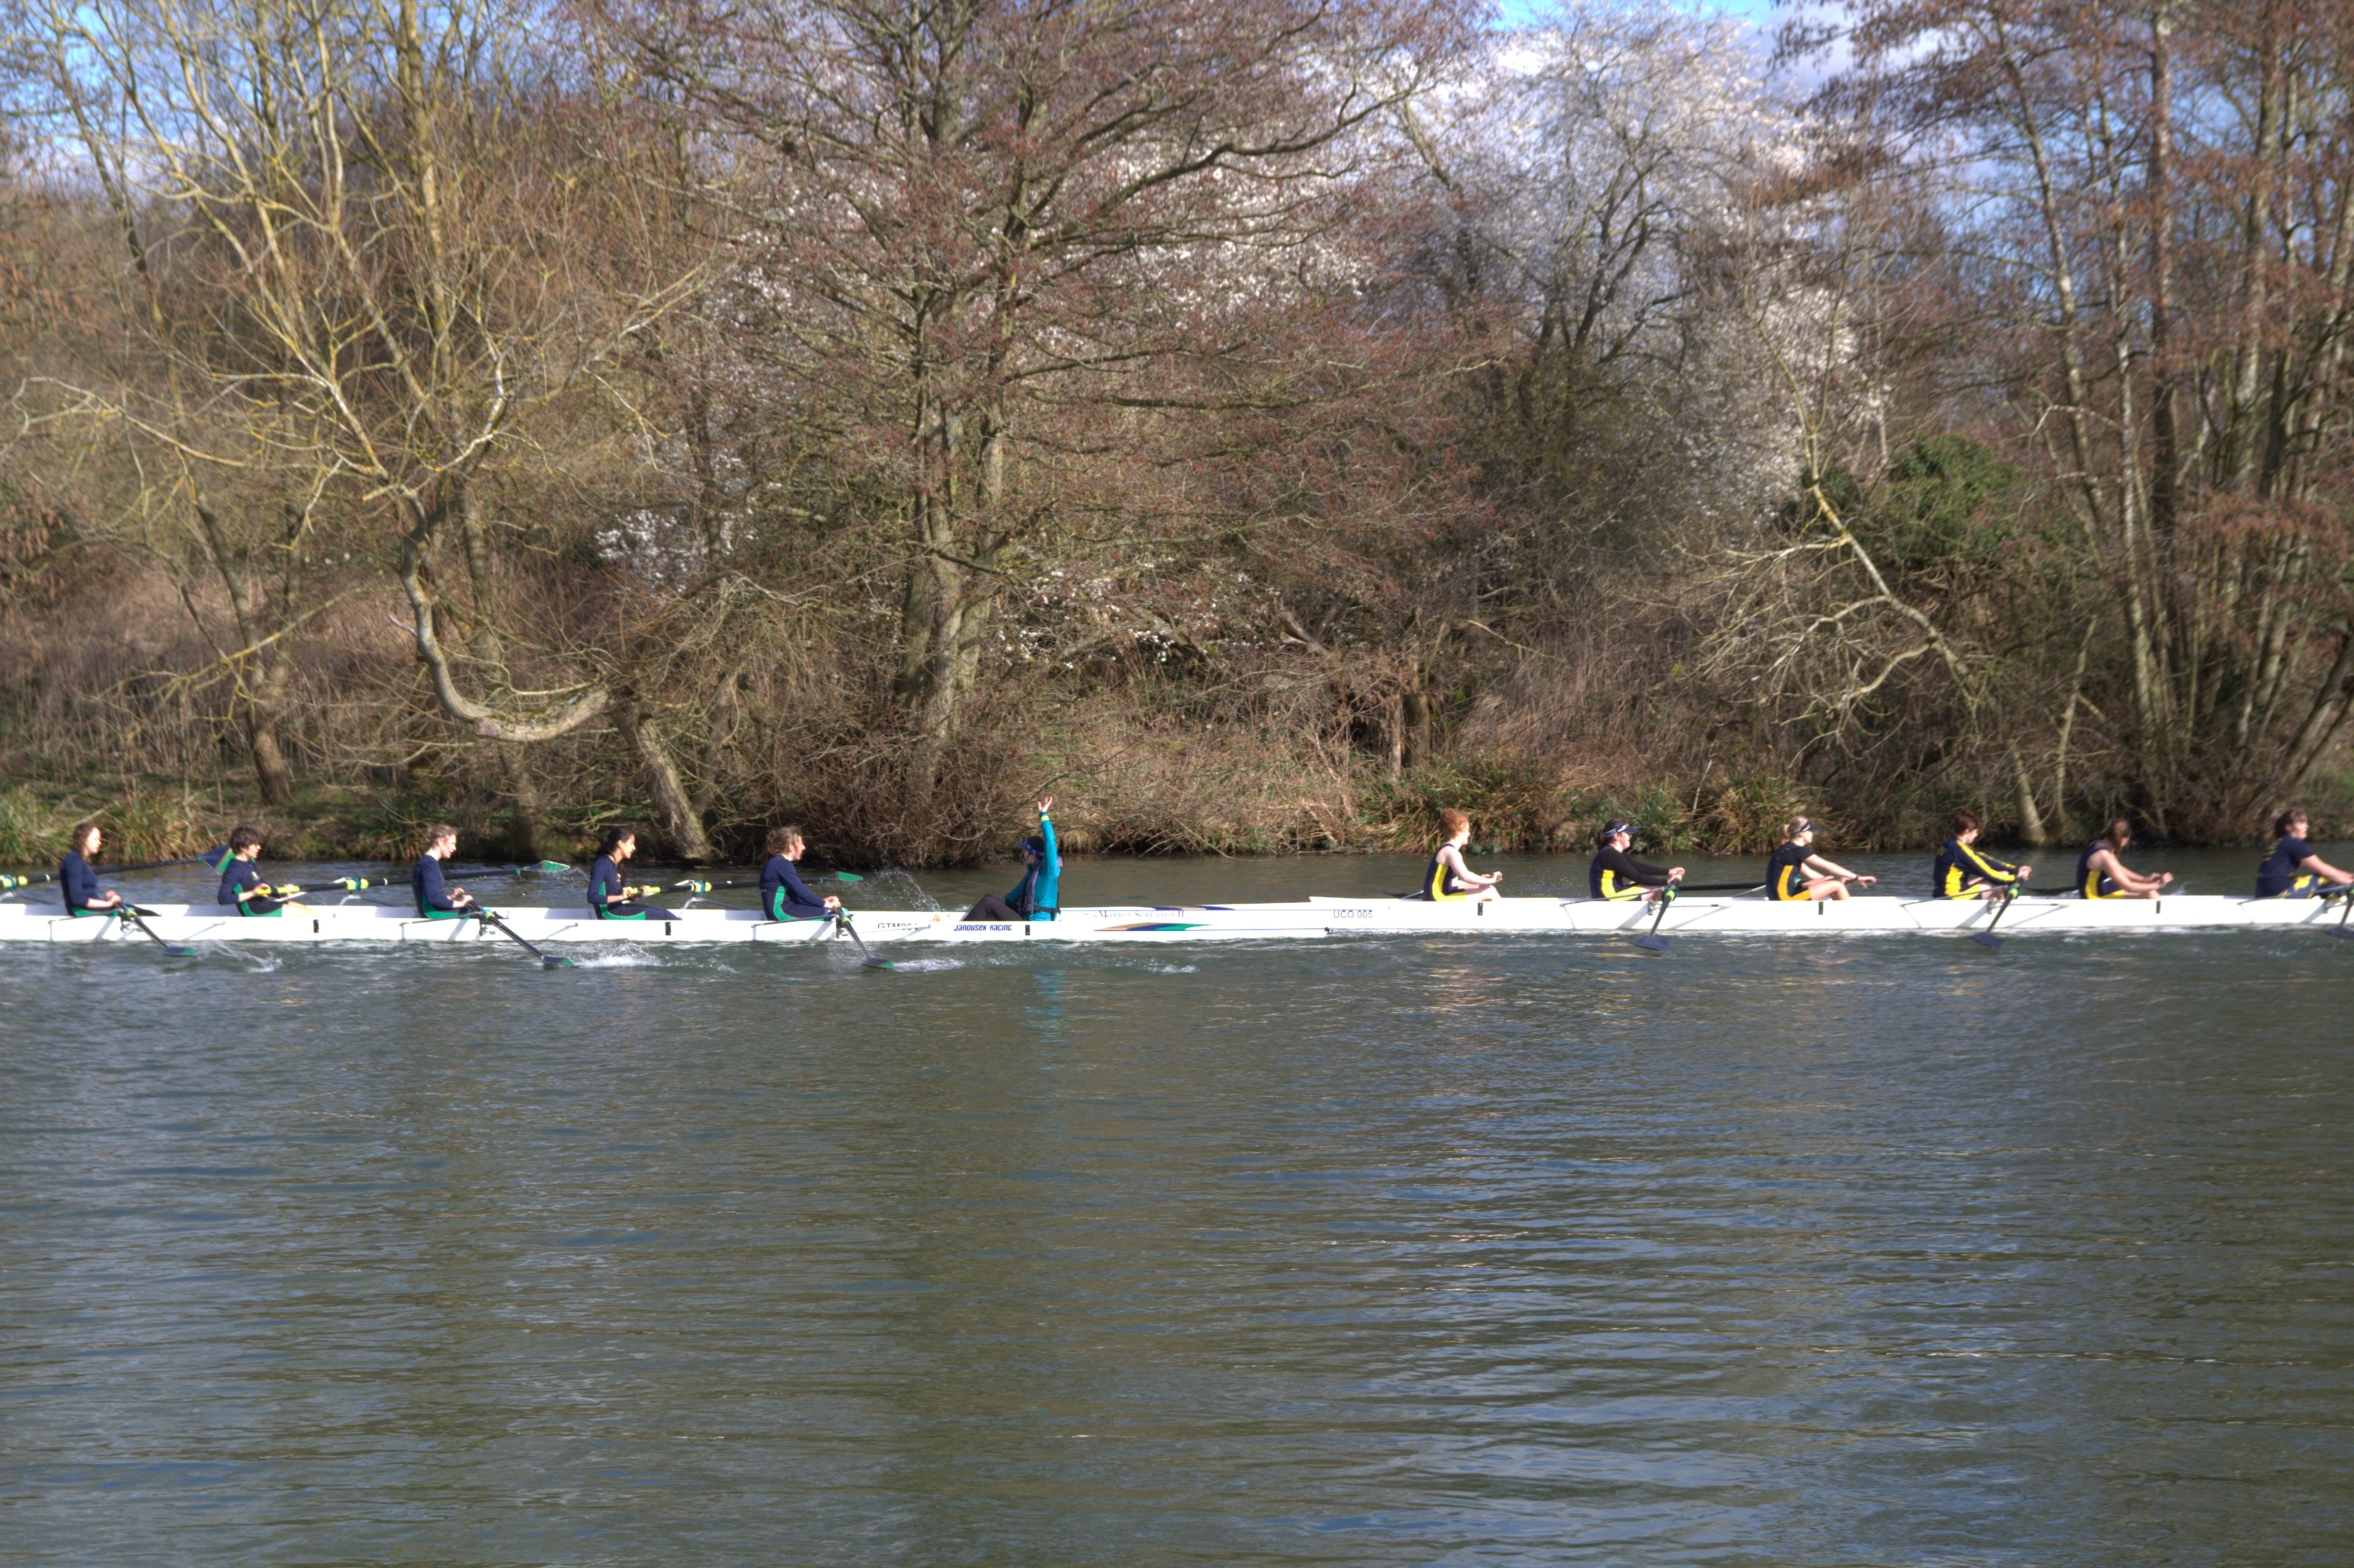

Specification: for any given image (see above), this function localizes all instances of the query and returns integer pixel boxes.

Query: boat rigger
[2,891,2348,949]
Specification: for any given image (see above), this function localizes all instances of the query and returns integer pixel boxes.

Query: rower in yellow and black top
[2077,818,2171,900]
[1588,820,1682,901]
[1933,809,2031,900]
[1766,818,1873,901]
[1422,809,1501,902]
[2254,807,2354,897]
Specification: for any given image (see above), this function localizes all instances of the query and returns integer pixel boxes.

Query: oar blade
[1971,929,2005,951]
[1630,933,1668,953]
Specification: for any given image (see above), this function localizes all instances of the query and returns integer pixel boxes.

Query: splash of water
[865,866,941,911]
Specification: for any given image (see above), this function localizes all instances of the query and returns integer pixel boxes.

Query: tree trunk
[612,694,713,861]
[247,712,296,807]
[1401,690,1430,769]
[495,745,546,861]
[2009,744,2048,847]
[193,497,307,809]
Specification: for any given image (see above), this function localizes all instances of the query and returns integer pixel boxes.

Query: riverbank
[5,748,2348,872]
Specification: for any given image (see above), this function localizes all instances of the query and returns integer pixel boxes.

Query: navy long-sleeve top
[760,855,832,920]
[60,851,105,914]
[219,858,282,914]
[412,854,462,915]
[587,854,627,915]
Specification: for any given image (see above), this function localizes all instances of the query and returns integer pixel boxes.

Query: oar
[664,872,862,892]
[113,903,196,958]
[472,908,571,969]
[2327,885,2354,940]
[1677,881,1768,893]
[1971,884,2019,951]
[831,910,891,969]
[323,862,569,892]
[1630,879,1682,953]
[424,860,570,880]
[114,853,224,874]
[0,852,225,882]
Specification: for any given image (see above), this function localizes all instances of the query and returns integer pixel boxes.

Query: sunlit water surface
[5,849,2350,1565]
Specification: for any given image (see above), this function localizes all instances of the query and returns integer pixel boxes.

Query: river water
[5,848,2351,1565]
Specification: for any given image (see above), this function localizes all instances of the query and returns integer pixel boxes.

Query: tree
[21,0,710,835]
[1794,0,2354,837]
[610,0,1472,808]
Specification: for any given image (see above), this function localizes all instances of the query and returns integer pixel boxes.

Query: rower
[587,825,676,920]
[963,797,1060,921]
[1768,817,1874,901]
[1415,807,1501,902]
[2078,819,2171,900]
[218,825,309,915]
[411,824,478,919]
[1588,819,1681,902]
[1933,810,2030,900]
[2254,808,2354,898]
[760,825,841,921]
[58,821,123,917]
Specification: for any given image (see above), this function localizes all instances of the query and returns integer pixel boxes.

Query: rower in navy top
[587,825,676,920]
[2255,807,2354,897]
[963,797,1065,920]
[1932,809,2031,900]
[1765,817,1872,901]
[411,824,477,919]
[759,825,840,921]
[2076,818,2170,900]
[1588,819,1679,901]
[218,825,307,915]
[58,821,122,917]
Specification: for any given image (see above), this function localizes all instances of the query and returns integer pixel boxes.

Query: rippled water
[5,850,2351,1564]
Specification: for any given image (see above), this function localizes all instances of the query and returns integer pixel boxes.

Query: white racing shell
[0,892,2347,947]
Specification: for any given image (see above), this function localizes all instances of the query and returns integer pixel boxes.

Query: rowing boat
[1,892,2344,947]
